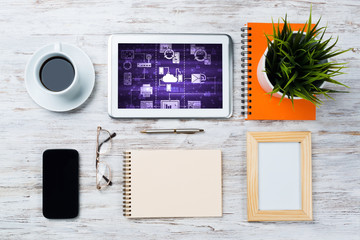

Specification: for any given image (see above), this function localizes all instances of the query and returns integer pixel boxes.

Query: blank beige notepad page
[126,150,222,218]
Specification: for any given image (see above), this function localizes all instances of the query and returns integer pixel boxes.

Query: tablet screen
[118,43,223,109]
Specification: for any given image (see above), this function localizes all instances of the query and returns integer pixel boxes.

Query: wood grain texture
[0,0,359,239]
[247,132,312,221]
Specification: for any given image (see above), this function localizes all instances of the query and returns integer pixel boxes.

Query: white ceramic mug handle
[54,42,61,52]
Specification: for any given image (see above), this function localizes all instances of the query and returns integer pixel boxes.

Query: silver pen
[140,128,204,134]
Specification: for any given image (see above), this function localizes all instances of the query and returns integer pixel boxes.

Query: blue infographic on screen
[118,43,223,109]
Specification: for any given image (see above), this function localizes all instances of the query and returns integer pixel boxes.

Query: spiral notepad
[240,23,316,120]
[123,150,222,218]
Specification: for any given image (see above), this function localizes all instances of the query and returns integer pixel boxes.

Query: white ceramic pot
[257,33,325,99]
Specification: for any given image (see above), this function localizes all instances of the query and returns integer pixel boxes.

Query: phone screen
[43,149,79,219]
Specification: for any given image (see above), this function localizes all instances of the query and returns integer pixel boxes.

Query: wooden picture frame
[247,131,312,221]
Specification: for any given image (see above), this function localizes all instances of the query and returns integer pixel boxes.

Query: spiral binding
[240,26,252,117]
[123,151,132,217]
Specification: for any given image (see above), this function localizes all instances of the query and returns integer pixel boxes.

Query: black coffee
[40,57,75,92]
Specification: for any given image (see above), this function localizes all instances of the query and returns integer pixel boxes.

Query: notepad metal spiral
[123,151,132,217]
[240,26,252,117]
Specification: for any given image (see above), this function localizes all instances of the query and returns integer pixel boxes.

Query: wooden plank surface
[0,0,359,239]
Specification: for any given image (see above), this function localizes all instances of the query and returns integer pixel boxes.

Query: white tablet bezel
[108,34,233,118]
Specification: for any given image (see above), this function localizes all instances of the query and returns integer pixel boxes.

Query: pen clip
[174,129,204,134]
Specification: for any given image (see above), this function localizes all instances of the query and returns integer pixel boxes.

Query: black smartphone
[43,149,79,219]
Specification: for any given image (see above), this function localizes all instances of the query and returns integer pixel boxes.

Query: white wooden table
[0,1,359,239]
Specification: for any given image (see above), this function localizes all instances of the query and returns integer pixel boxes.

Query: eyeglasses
[96,126,116,190]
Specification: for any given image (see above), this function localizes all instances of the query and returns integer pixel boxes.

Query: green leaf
[284,72,298,89]
[262,6,350,107]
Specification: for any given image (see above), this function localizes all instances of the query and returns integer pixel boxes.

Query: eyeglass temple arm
[95,132,116,167]
[98,132,117,151]
[102,175,113,186]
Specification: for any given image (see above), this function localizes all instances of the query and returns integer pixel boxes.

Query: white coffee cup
[33,43,80,98]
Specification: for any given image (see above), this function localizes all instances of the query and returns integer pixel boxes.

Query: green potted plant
[257,10,350,106]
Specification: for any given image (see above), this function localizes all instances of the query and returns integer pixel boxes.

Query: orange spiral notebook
[241,23,316,120]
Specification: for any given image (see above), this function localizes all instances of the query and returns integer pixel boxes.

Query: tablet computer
[108,34,233,118]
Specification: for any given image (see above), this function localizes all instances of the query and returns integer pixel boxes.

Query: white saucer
[25,43,95,112]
